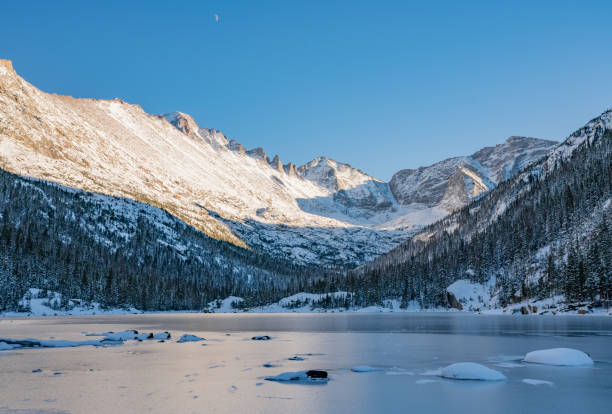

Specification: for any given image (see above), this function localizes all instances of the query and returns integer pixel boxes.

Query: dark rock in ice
[32,369,42,373]
[306,370,328,379]
[252,335,271,340]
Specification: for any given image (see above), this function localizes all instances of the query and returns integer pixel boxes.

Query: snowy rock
[101,330,139,341]
[177,334,205,343]
[523,348,594,366]
[0,337,115,349]
[265,370,329,383]
[439,363,507,381]
[87,330,170,341]
[351,365,378,372]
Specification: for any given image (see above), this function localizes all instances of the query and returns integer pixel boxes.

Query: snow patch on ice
[522,379,554,386]
[416,379,438,384]
[523,348,594,366]
[439,363,506,381]
[351,365,377,373]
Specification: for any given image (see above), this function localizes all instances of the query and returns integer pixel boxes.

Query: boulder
[306,370,328,379]
[252,335,271,341]
[447,292,463,310]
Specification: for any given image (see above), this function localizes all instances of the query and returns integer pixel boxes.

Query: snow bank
[177,334,205,343]
[439,363,506,381]
[6,288,141,317]
[207,296,246,313]
[351,365,377,372]
[523,348,594,366]
[265,370,329,383]
[446,278,495,311]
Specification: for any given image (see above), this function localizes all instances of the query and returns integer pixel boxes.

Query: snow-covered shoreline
[2,288,610,318]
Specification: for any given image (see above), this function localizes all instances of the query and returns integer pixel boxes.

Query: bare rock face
[439,168,470,211]
[447,291,463,310]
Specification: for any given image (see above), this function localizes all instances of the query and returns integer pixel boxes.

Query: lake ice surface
[0,313,611,413]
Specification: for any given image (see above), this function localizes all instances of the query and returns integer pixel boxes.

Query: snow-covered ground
[1,288,141,317]
[4,287,610,317]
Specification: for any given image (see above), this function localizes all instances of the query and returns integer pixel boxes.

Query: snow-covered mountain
[0,59,557,266]
[390,136,558,211]
[353,108,612,310]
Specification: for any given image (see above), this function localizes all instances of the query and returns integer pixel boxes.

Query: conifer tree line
[349,121,612,308]
[0,170,339,312]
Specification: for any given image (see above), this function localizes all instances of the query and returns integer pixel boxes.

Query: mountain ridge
[0,58,558,266]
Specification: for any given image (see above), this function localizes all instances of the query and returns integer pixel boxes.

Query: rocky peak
[246,147,266,161]
[0,59,21,89]
[298,156,381,192]
[0,59,15,73]
[229,139,246,154]
[163,112,201,141]
[283,162,298,176]
[269,155,283,172]
[163,112,229,148]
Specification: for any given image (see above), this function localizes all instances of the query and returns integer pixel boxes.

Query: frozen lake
[1,313,611,413]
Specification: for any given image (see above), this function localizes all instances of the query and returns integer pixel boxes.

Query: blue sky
[3,1,612,180]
